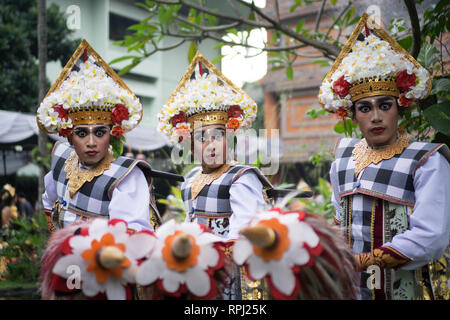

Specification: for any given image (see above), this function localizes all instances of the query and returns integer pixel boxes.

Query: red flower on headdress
[170,111,187,127]
[226,118,240,130]
[111,104,129,124]
[396,70,416,92]
[52,104,68,121]
[58,128,72,138]
[332,75,350,98]
[398,93,415,108]
[227,105,243,118]
[111,125,125,137]
[336,107,348,119]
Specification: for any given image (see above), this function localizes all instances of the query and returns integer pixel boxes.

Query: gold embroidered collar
[352,131,410,177]
[190,161,238,200]
[64,151,116,198]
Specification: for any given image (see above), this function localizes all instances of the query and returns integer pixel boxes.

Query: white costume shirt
[184,172,266,240]
[331,151,450,270]
[42,165,153,232]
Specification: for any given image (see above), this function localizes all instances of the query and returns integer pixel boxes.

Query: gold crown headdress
[2,184,15,199]
[318,13,432,116]
[37,40,142,139]
[157,52,258,143]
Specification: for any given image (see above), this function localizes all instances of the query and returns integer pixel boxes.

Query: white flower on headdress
[318,35,430,113]
[37,60,142,135]
[158,72,257,143]
[52,219,155,300]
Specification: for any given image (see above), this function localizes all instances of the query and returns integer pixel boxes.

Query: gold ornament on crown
[187,111,228,128]
[68,106,113,126]
[349,76,400,102]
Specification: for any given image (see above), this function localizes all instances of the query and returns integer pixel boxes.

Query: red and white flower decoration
[157,69,257,144]
[37,60,142,136]
[318,34,430,114]
[233,208,323,299]
[51,219,156,300]
[136,219,225,299]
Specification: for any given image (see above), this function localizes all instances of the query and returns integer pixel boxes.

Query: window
[109,12,139,41]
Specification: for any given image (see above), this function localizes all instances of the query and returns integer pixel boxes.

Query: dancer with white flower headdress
[36,40,182,234]
[319,14,450,300]
[158,52,273,299]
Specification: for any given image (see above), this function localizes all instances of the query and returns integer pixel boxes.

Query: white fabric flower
[52,219,156,300]
[233,209,321,298]
[136,219,224,298]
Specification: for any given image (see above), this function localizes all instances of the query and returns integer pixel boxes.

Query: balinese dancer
[157,52,273,299]
[37,40,161,233]
[318,14,450,300]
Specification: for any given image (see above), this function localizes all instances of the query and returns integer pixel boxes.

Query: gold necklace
[64,151,116,198]
[352,130,410,177]
[190,161,238,200]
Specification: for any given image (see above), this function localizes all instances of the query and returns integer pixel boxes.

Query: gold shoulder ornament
[64,151,116,198]
[352,130,410,177]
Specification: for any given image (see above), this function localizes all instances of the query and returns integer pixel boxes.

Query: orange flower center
[162,231,200,272]
[252,219,290,262]
[81,233,131,284]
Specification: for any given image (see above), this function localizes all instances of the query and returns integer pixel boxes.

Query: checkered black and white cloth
[181,165,271,237]
[50,141,152,224]
[334,138,448,206]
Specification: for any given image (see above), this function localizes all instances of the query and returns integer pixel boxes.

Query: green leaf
[268,52,287,61]
[286,65,294,80]
[110,136,124,158]
[118,58,141,75]
[334,121,345,134]
[397,36,412,51]
[296,19,305,33]
[330,0,338,5]
[188,41,198,63]
[423,101,450,136]
[431,78,450,95]
[417,42,439,70]
[211,55,224,64]
[171,186,182,199]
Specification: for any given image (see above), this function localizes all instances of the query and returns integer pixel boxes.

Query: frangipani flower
[37,59,142,135]
[136,219,226,299]
[158,71,257,143]
[52,219,156,300]
[233,208,323,299]
[318,34,430,114]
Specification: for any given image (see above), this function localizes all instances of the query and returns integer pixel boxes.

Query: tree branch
[235,0,341,57]
[274,0,281,23]
[314,0,326,35]
[176,0,272,28]
[404,0,421,59]
[175,15,241,32]
[325,1,353,39]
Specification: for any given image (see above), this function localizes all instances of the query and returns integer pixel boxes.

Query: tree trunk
[37,0,47,212]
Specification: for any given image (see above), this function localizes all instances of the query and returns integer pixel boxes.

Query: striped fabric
[181,164,271,237]
[50,141,154,226]
[334,138,449,206]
